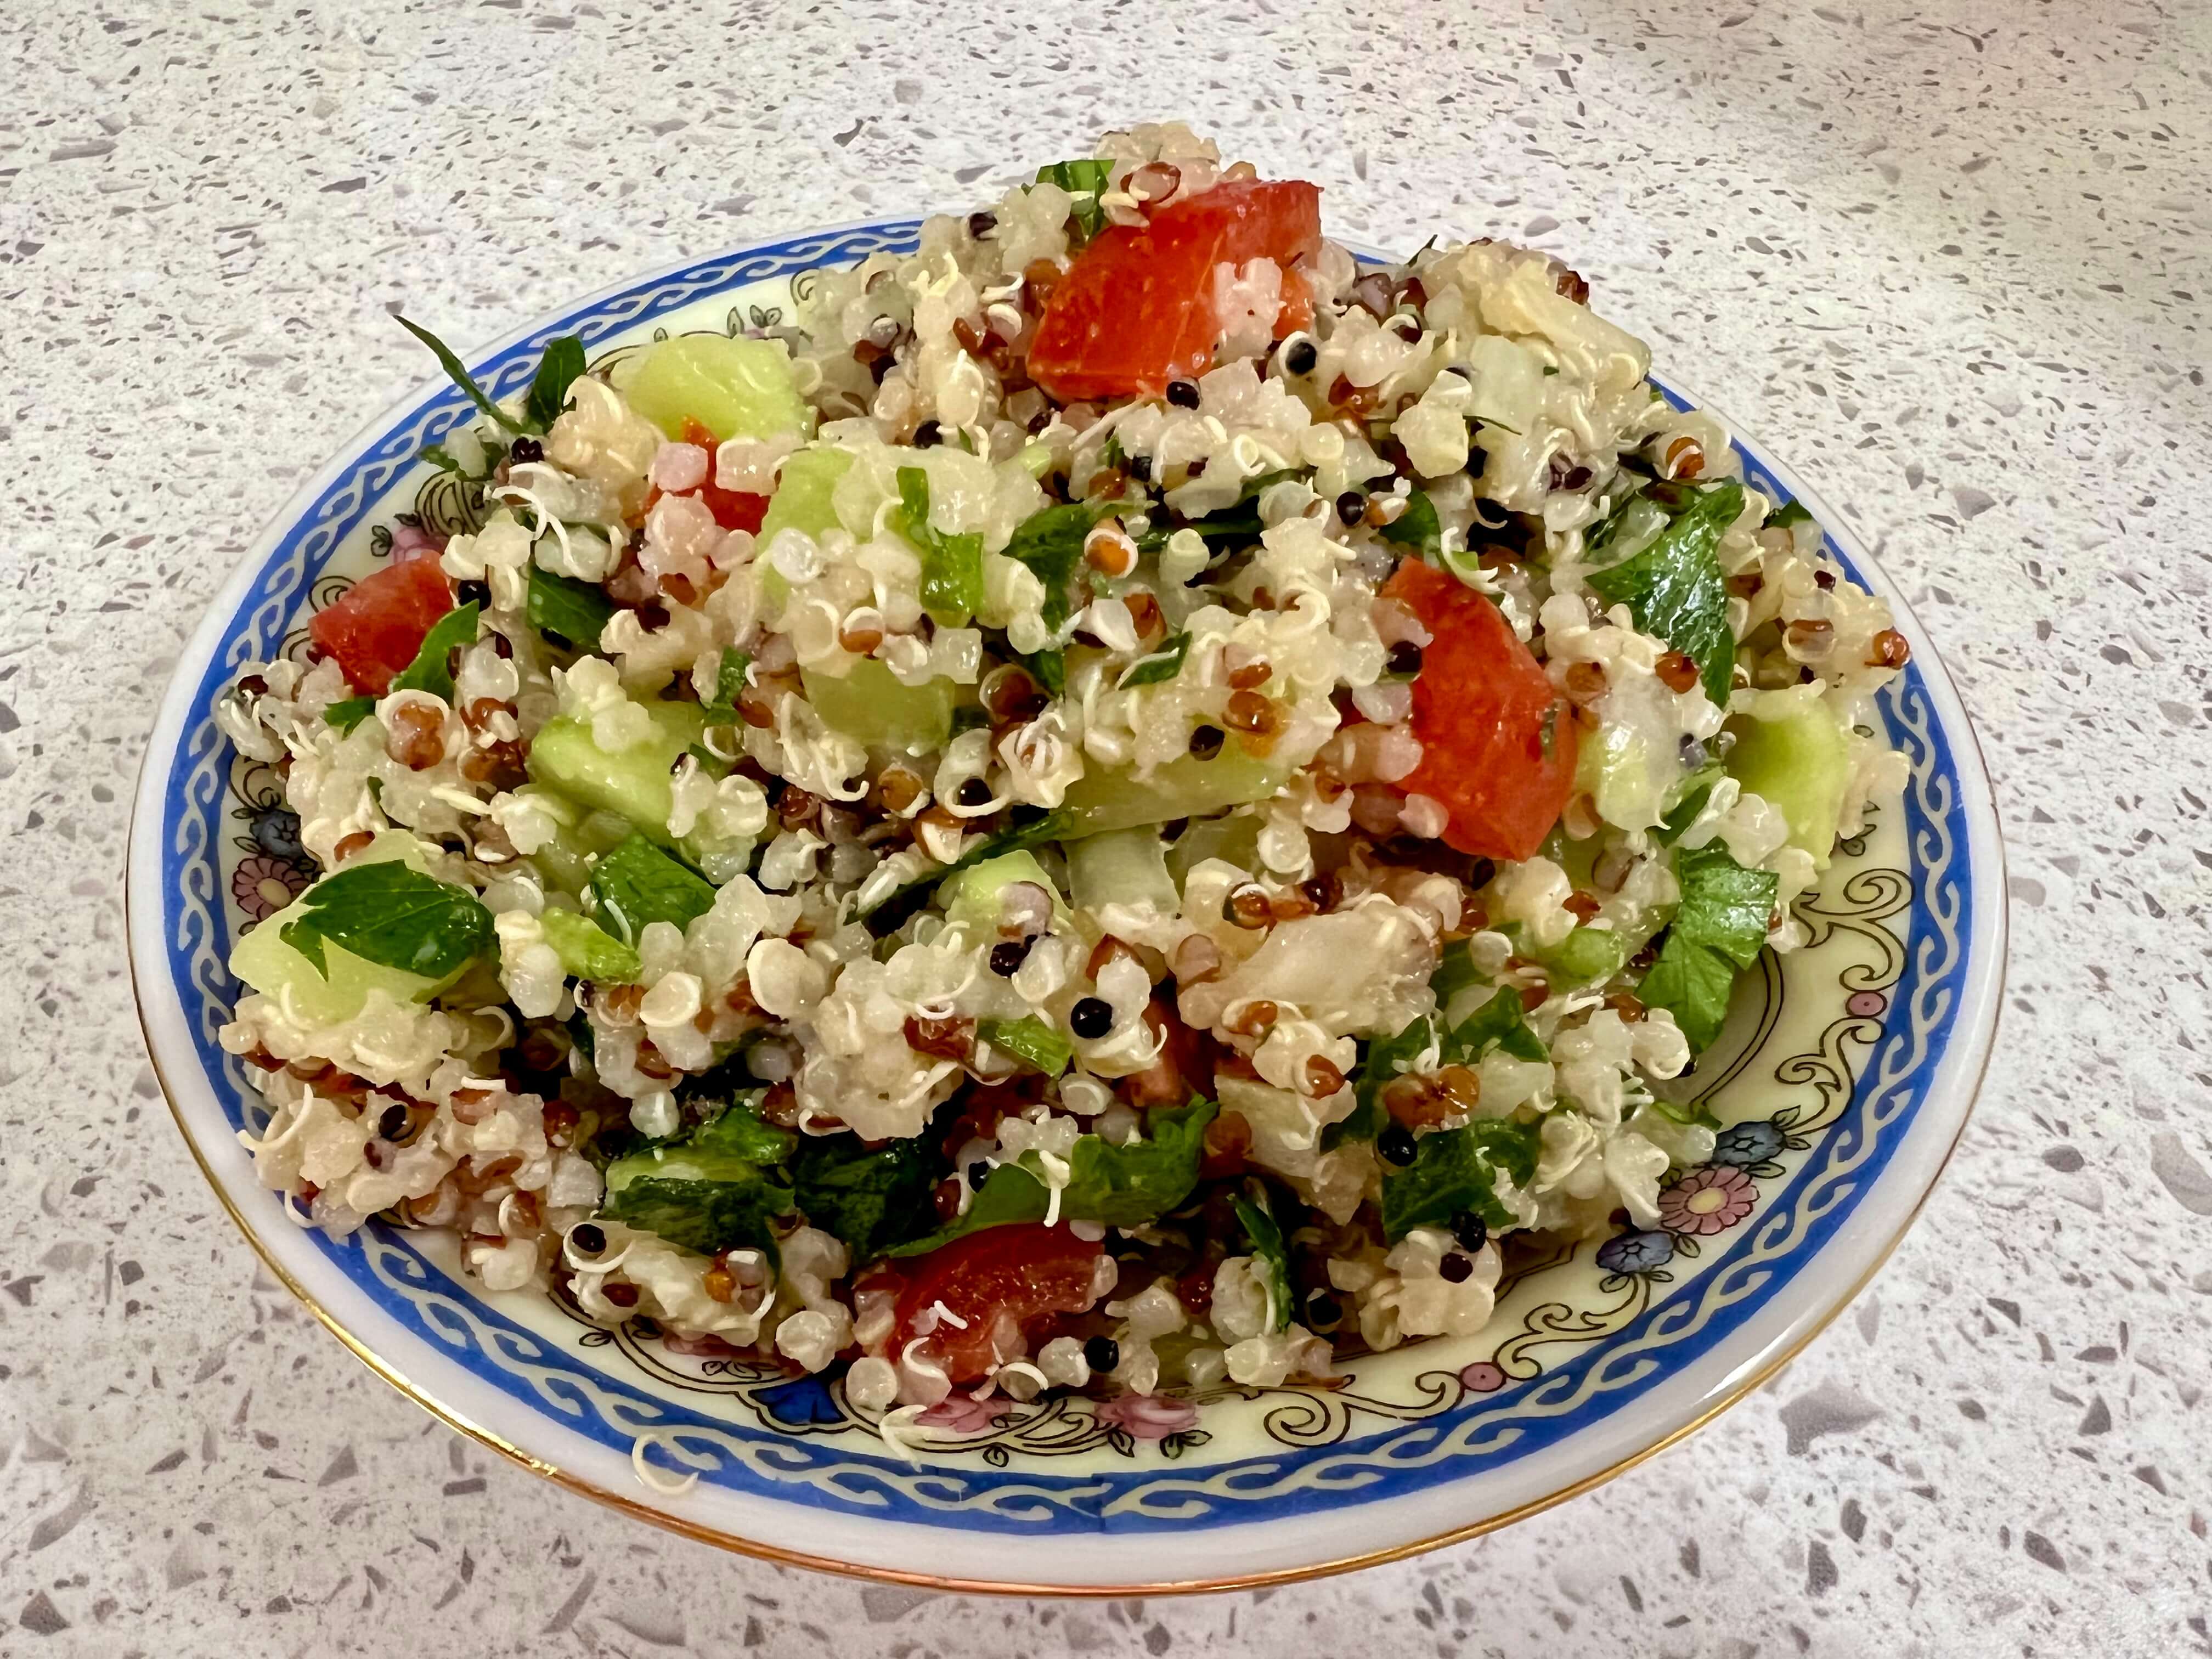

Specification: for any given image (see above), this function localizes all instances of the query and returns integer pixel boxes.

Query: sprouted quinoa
[216,124,1910,1445]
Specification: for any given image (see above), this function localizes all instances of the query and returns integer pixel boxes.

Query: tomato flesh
[891,1223,1106,1383]
[308,556,455,696]
[1028,179,1323,402]
[677,417,771,534]
[1384,559,1579,862]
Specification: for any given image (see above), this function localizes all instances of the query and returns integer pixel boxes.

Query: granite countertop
[4,1,2207,1652]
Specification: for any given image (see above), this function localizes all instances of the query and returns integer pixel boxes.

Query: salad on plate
[214,123,1912,1434]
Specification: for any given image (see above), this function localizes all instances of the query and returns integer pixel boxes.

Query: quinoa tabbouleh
[214,124,1910,1439]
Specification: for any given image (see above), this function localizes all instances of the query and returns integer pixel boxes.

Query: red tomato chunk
[308,555,455,696]
[1383,558,1579,862]
[890,1223,1107,1383]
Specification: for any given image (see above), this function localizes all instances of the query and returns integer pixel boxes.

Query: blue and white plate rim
[127,213,2006,1593]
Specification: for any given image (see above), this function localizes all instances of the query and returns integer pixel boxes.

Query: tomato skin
[308,556,454,695]
[674,417,770,533]
[1383,559,1579,862]
[1028,179,1323,403]
[890,1223,1107,1383]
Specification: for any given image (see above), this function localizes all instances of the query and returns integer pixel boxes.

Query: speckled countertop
[4,1,2209,1652]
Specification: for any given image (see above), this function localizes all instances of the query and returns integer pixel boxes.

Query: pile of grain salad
[215,123,1912,1430]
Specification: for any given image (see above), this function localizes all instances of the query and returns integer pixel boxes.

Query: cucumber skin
[524,703,707,846]
[803,661,957,754]
[1725,703,1851,871]
[1058,748,1290,838]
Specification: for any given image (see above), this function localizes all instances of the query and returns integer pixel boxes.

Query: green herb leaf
[419,444,465,473]
[1505,922,1630,991]
[1024,647,1067,697]
[603,1104,796,1260]
[700,647,751,725]
[324,696,375,735]
[690,1098,799,1164]
[884,1097,1218,1255]
[276,860,493,983]
[397,314,526,436]
[978,1015,1074,1077]
[1585,480,1743,704]
[1380,1119,1543,1240]
[1444,987,1548,1065]
[1003,501,1106,631]
[792,1133,946,1260]
[1322,1014,1436,1152]
[524,336,587,433]
[1638,840,1780,1049]
[527,566,616,651]
[1656,762,1724,847]
[1767,498,1815,530]
[1178,468,1302,543]
[539,907,642,984]
[1117,631,1191,690]
[1035,157,1114,240]
[588,833,718,946]
[861,808,1071,936]
[1233,1187,1294,1334]
[1378,489,1442,556]
[893,466,985,624]
[387,602,480,704]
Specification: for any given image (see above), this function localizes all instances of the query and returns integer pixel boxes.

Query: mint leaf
[324,696,375,735]
[893,467,985,624]
[1004,501,1105,631]
[538,907,642,984]
[1587,479,1743,703]
[397,314,526,436]
[523,336,586,433]
[1024,647,1067,697]
[1380,1118,1543,1240]
[701,647,751,725]
[1657,763,1724,846]
[1117,631,1190,690]
[1378,489,1441,557]
[1233,1187,1294,1333]
[1638,840,1779,1049]
[388,601,479,704]
[1036,157,1113,240]
[276,860,492,982]
[588,834,717,946]
[527,566,616,651]
[884,1097,1217,1255]
[1767,498,1815,530]
[1322,1014,1435,1152]
[1444,987,1548,1065]
[979,1015,1073,1077]
[792,1133,946,1260]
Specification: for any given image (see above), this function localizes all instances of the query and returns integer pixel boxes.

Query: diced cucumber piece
[802,660,958,754]
[511,785,634,894]
[1519,923,1630,989]
[1165,812,1263,887]
[978,1016,1073,1077]
[1725,695,1852,870]
[524,701,708,845]
[1059,747,1290,838]
[539,907,642,984]
[938,850,1070,940]
[758,446,855,544]
[1066,827,1178,913]
[229,833,455,1023]
[612,335,814,444]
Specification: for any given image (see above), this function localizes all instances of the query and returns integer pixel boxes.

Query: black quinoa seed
[456,578,491,610]
[967,1161,993,1189]
[1679,733,1707,769]
[1384,640,1424,677]
[1284,337,1318,376]
[1450,1210,1489,1252]
[955,777,992,806]
[1378,1124,1417,1166]
[1336,490,1365,526]
[912,419,943,448]
[509,436,544,464]
[1188,724,1225,760]
[1304,1291,1341,1327]
[376,1103,409,1142]
[1084,1334,1120,1373]
[988,938,1031,976]
[1166,378,1201,409]
[569,1223,607,1257]
[1561,464,1593,491]
[1127,453,1152,483]
[1814,568,1837,590]
[967,210,997,239]
[1070,997,1114,1040]
[1439,1251,1474,1284]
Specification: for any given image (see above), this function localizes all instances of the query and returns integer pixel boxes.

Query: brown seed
[634,1040,674,1081]
[1562,661,1609,706]
[877,764,927,814]
[1169,933,1222,986]
[1654,651,1701,694]
[838,616,886,654]
[602,1282,640,1309]
[1519,979,1551,1013]
[1434,1065,1482,1110]
[702,1267,736,1304]
[1222,689,1278,736]
[1199,1108,1252,1179]
[1086,935,1138,980]
[1867,628,1912,670]
[1267,889,1318,923]
[1384,1075,1454,1130]
[1564,891,1601,923]
[1226,884,1274,929]
[1664,436,1705,479]
[1227,657,1272,691]
[1226,999,1278,1037]
[1301,1054,1346,1097]
[777,787,821,831]
[759,1080,802,1127]
[1084,522,1137,578]
[736,684,780,729]
[383,700,447,770]
[1726,572,1764,599]
[1122,590,1164,642]
[1785,617,1836,654]
[332,830,375,863]
[901,1014,974,1063]
[1300,873,1341,912]
[1604,991,1648,1022]
[596,983,645,1024]
[462,697,506,732]
[1022,258,1062,307]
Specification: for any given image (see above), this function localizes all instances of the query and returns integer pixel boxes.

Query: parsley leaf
[277,860,493,981]
[893,466,985,624]
[700,647,750,726]
[588,834,718,946]
[602,1101,797,1261]
[527,566,616,651]
[884,1097,1217,1255]
[523,336,586,433]
[538,908,642,984]
[1586,479,1743,703]
[1444,987,1548,1065]
[1322,1014,1436,1152]
[1380,1119,1543,1240]
[324,696,375,735]
[397,314,527,436]
[1003,501,1106,631]
[1378,489,1442,557]
[1656,762,1724,846]
[792,1132,946,1260]
[1233,1187,1295,1334]
[387,602,479,704]
[1035,157,1114,240]
[978,1015,1074,1077]
[1024,647,1067,697]
[1117,631,1191,689]
[1767,498,1815,530]
[1638,840,1779,1049]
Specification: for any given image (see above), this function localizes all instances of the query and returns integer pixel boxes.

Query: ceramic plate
[128,216,2005,1593]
